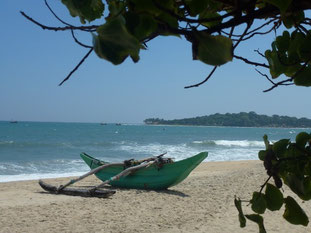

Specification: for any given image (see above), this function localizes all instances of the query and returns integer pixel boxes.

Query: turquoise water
[0,121,307,182]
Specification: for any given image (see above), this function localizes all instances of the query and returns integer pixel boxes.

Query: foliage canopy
[21,0,311,89]
[22,0,311,232]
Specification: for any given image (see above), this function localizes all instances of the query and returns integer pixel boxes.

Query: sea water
[0,121,307,182]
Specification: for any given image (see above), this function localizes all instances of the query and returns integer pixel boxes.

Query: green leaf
[185,0,209,16]
[265,30,307,79]
[264,0,292,13]
[258,150,266,161]
[106,0,126,19]
[129,0,176,16]
[288,32,305,62]
[294,66,311,87]
[199,11,222,28]
[93,16,142,65]
[303,177,311,198]
[284,63,301,78]
[296,132,311,149]
[158,12,179,29]
[273,139,289,158]
[305,163,311,177]
[283,196,309,226]
[282,11,305,29]
[265,49,285,78]
[283,143,301,160]
[61,0,104,24]
[234,197,246,228]
[125,13,158,41]
[245,214,266,233]
[275,31,290,52]
[282,16,294,29]
[265,183,283,211]
[297,33,311,62]
[284,174,311,201]
[128,0,161,15]
[193,32,233,66]
[251,192,267,214]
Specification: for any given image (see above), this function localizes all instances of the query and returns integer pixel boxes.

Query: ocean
[0,121,306,182]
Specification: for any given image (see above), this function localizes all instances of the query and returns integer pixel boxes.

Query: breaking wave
[189,140,264,147]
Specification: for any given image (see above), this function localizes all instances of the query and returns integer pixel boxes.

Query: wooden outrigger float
[38,180,116,198]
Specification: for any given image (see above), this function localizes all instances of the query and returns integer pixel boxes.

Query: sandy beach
[1,160,310,233]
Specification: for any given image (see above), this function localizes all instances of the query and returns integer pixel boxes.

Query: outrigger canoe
[80,152,208,190]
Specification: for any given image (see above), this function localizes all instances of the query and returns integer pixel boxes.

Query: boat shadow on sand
[90,184,189,197]
[141,189,189,197]
[39,185,189,198]
[96,185,190,197]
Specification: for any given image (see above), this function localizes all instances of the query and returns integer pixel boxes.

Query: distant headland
[144,112,311,128]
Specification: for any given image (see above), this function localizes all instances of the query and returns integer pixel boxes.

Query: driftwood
[38,180,115,198]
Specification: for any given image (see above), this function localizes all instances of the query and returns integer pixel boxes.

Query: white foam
[214,140,264,147]
[0,140,14,145]
[0,171,86,183]
[192,140,204,144]
[206,148,259,161]
[190,140,264,147]
[119,142,205,161]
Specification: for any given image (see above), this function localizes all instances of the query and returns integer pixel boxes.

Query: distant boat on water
[115,123,122,126]
[10,120,18,124]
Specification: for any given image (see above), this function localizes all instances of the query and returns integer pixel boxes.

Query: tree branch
[298,24,310,35]
[240,20,280,41]
[20,11,98,32]
[58,48,93,86]
[184,66,217,89]
[262,59,310,92]
[233,21,253,50]
[263,80,294,92]
[259,176,272,194]
[255,68,294,92]
[255,69,275,85]
[221,18,277,38]
[254,49,265,58]
[152,0,235,24]
[234,55,269,68]
[44,0,93,48]
[245,18,278,36]
[70,30,93,49]
[255,68,294,93]
[44,0,73,27]
[204,5,280,35]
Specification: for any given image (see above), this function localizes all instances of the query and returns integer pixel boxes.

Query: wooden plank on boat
[38,180,115,198]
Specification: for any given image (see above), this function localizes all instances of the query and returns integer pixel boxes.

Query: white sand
[0,160,310,233]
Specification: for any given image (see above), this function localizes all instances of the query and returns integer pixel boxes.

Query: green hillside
[144,112,311,128]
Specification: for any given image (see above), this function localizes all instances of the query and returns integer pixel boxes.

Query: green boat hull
[80,152,208,190]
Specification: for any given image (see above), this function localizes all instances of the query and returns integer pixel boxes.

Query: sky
[1,1,310,123]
